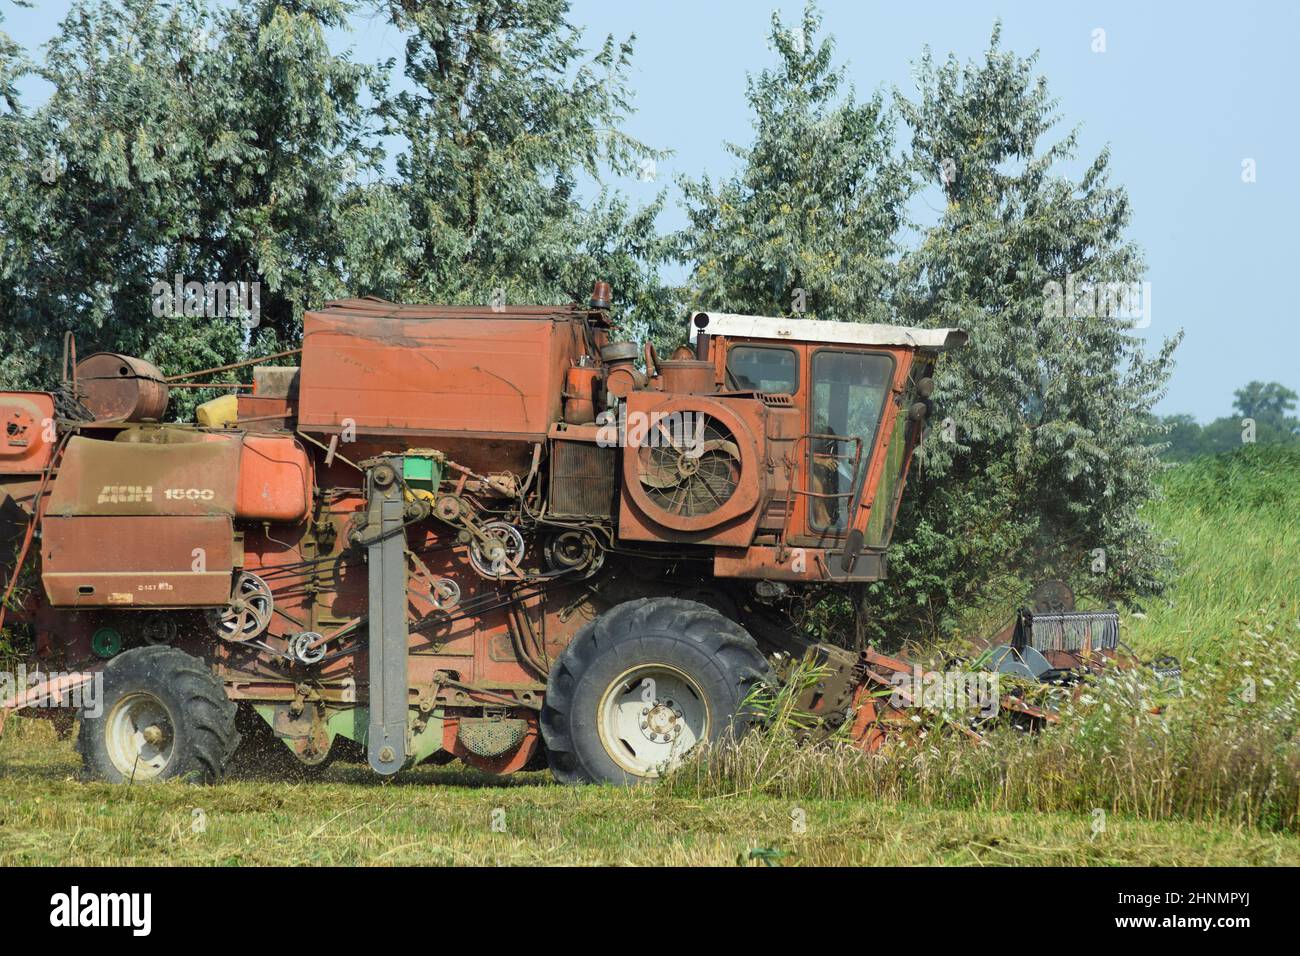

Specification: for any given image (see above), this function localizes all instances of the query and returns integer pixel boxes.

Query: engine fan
[621,396,761,535]
[636,414,742,518]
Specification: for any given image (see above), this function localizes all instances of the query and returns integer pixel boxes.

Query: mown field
[2,445,1298,866]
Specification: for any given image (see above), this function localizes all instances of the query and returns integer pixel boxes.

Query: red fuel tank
[231,433,313,523]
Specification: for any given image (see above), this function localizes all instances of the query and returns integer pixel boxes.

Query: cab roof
[691,312,968,352]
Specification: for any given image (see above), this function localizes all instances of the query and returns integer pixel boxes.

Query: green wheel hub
[91,626,123,659]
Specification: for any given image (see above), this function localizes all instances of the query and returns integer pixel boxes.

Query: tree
[880,23,1180,637]
[376,0,672,333]
[0,0,38,385]
[0,2,30,116]
[2,0,670,409]
[0,0,389,415]
[1156,382,1298,461]
[676,8,1178,640]
[677,4,910,336]
[1233,381,1299,432]
[1159,413,1203,462]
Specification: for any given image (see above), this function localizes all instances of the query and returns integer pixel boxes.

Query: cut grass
[2,721,1298,866]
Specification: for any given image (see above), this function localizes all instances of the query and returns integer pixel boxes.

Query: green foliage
[1124,443,1300,662]
[1,0,671,412]
[887,23,1181,632]
[0,3,30,116]
[0,0,387,418]
[1159,412,1204,461]
[1236,380,1299,423]
[677,4,910,332]
[376,0,674,334]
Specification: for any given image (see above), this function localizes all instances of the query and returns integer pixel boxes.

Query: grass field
[3,721,1299,866]
[2,445,1298,866]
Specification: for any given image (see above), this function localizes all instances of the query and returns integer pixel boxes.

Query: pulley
[208,572,274,642]
[291,632,326,665]
[468,521,526,579]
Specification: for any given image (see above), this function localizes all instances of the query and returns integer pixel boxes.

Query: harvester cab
[0,283,1113,785]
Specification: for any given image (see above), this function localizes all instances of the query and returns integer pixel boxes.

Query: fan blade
[640,468,681,490]
[638,445,682,489]
[639,455,681,486]
[700,439,740,460]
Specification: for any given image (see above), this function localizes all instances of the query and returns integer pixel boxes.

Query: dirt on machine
[0,282,1128,784]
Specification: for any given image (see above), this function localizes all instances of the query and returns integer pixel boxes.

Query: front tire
[78,646,239,784]
[541,598,770,785]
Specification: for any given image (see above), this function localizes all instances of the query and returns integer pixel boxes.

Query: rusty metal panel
[0,392,56,475]
[712,545,884,582]
[236,395,298,430]
[47,436,239,517]
[549,440,616,518]
[251,365,300,399]
[297,310,570,438]
[42,514,234,606]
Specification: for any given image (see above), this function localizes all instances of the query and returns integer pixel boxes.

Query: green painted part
[401,455,443,493]
[249,704,448,770]
[407,709,446,765]
[403,457,434,481]
[325,706,446,767]
[327,706,366,746]
[90,627,122,659]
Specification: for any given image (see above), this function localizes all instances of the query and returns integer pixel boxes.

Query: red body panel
[297,304,587,473]
[41,514,235,606]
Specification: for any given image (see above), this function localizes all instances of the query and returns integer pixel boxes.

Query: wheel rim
[597,663,710,778]
[105,692,176,779]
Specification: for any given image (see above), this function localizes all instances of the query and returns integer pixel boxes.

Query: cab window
[727,345,798,394]
[808,350,894,532]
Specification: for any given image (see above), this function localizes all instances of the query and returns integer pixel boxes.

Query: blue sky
[5,0,1297,421]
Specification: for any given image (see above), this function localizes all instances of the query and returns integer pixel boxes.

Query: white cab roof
[691,312,968,351]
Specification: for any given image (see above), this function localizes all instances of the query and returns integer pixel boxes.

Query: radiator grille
[549,441,616,518]
[1026,610,1120,653]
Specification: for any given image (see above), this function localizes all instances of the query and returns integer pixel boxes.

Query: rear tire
[541,597,770,785]
[78,646,239,784]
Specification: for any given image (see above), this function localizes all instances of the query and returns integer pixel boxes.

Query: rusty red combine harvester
[0,284,1120,783]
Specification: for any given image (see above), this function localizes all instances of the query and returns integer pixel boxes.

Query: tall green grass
[668,445,1300,833]
[1125,444,1300,662]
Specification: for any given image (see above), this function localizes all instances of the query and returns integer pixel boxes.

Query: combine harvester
[0,284,1121,783]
